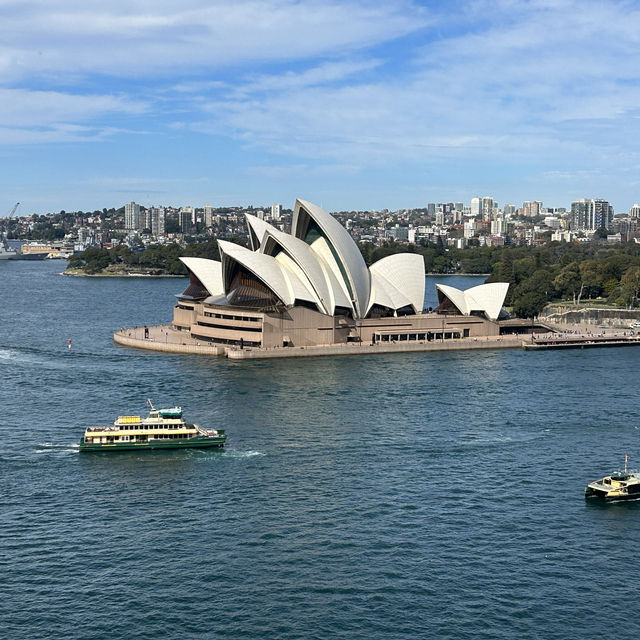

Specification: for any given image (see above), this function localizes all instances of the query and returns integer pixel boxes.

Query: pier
[523,332,640,350]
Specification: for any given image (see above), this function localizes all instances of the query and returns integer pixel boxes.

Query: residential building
[481,197,494,221]
[271,204,282,220]
[204,205,214,227]
[150,207,166,236]
[124,201,141,230]
[570,198,613,231]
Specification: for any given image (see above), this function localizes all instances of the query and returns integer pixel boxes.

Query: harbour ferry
[585,456,640,502]
[79,400,226,452]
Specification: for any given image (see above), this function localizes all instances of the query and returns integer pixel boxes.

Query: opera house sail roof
[435,282,509,321]
[179,198,426,319]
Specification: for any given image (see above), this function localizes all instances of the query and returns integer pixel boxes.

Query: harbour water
[2,260,640,639]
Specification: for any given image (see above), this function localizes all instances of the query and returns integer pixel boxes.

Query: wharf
[523,333,640,350]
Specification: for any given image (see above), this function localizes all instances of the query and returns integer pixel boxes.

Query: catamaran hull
[585,488,640,502]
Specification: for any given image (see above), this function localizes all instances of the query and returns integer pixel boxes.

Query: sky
[2,0,640,215]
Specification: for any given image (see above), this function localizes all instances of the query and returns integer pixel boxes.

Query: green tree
[512,291,548,318]
[553,262,582,302]
[619,266,640,308]
[579,260,603,299]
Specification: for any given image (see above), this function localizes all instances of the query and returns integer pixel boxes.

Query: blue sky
[2,0,640,215]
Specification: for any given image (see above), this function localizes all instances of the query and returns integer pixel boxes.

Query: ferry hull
[585,491,640,502]
[79,434,226,452]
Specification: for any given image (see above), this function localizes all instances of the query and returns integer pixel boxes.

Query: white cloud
[3,0,640,209]
[176,0,640,171]
[0,88,147,143]
[0,1,428,81]
[0,89,146,126]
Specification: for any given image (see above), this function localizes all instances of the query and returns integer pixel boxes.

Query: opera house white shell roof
[180,199,426,319]
[435,282,509,321]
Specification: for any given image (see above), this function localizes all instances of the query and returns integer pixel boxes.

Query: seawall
[114,325,523,359]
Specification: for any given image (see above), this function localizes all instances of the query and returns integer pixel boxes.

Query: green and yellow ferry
[79,400,226,452]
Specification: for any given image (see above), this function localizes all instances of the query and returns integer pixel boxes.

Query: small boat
[585,456,640,501]
[79,400,226,452]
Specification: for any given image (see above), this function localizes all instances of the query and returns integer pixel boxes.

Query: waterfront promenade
[114,324,517,359]
[114,324,640,359]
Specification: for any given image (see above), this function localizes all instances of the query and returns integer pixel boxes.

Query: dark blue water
[2,260,640,639]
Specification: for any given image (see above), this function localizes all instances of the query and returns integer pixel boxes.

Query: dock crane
[8,202,19,218]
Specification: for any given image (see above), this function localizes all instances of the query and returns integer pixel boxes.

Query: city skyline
[2,1,640,214]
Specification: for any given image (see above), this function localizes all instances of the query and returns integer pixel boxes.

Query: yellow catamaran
[79,400,226,452]
[585,455,640,501]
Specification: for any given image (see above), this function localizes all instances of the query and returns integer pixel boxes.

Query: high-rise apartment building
[179,208,193,234]
[630,203,640,218]
[470,197,480,217]
[124,201,141,230]
[570,198,613,231]
[271,204,282,220]
[491,217,505,235]
[150,207,165,236]
[521,201,541,217]
[481,197,494,221]
[463,220,476,238]
[592,198,613,229]
[570,199,590,230]
[523,201,542,217]
[204,205,214,228]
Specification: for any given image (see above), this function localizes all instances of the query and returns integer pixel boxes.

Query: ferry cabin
[83,414,198,445]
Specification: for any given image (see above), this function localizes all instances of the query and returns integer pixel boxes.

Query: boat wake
[0,347,22,362]
[35,442,79,455]
[0,345,73,370]
[221,449,264,459]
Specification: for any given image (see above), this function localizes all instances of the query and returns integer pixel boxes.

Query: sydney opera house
[171,199,509,351]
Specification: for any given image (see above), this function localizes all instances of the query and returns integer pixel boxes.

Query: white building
[170,198,510,350]
[551,229,576,243]
[481,197,494,221]
[271,204,282,220]
[204,205,214,227]
[464,220,476,239]
[150,207,166,236]
[543,216,560,229]
[124,201,141,230]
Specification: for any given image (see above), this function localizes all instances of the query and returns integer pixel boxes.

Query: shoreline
[114,324,524,359]
[114,323,640,360]
[63,270,186,278]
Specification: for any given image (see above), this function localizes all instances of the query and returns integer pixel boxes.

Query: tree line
[68,237,640,318]
[67,239,221,275]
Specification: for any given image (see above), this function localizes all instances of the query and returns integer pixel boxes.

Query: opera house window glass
[226,267,280,308]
